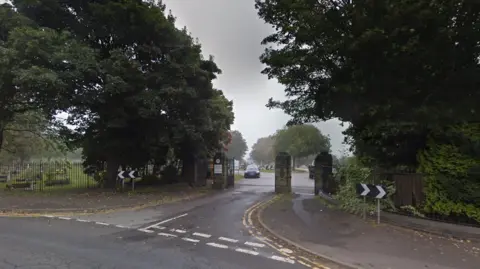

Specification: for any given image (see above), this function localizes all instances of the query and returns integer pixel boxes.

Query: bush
[418,124,480,223]
[333,159,396,215]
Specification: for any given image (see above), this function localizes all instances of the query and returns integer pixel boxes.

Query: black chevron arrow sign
[356,183,387,199]
[117,170,139,179]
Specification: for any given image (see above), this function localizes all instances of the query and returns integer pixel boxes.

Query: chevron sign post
[356,183,388,224]
[118,170,139,191]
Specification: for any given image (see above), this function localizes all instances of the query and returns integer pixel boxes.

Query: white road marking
[172,229,187,234]
[43,215,55,218]
[158,232,177,237]
[182,237,200,243]
[235,248,259,255]
[206,242,228,249]
[95,222,110,226]
[245,241,265,248]
[150,226,165,230]
[115,225,129,228]
[219,237,238,243]
[270,255,295,264]
[144,213,188,229]
[192,232,211,238]
[58,217,71,220]
[76,219,90,222]
[137,228,154,233]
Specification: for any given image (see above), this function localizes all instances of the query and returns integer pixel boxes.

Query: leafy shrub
[333,159,396,215]
[418,124,480,223]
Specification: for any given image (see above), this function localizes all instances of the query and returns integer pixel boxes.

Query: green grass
[234,174,244,181]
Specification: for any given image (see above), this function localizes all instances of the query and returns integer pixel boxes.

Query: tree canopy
[274,124,330,167]
[1,0,235,187]
[255,0,480,168]
[225,130,248,160]
[250,135,276,165]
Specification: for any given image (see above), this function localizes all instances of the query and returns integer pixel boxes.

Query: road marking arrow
[376,185,386,199]
[360,183,370,196]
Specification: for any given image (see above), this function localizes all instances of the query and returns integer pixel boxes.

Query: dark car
[244,165,260,178]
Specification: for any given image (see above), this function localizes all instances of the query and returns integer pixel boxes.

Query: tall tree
[225,130,248,160]
[255,0,480,168]
[0,3,95,153]
[250,135,276,165]
[14,0,234,186]
[274,124,330,167]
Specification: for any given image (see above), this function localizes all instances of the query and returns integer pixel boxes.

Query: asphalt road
[0,172,314,269]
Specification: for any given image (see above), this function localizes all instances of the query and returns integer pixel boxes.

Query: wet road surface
[0,172,314,269]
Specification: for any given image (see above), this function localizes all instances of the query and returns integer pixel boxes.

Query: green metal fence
[0,162,98,191]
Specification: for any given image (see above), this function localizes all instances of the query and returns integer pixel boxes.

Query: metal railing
[0,162,98,191]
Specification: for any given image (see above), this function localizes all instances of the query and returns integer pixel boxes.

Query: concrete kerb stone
[315,193,480,243]
[255,194,360,269]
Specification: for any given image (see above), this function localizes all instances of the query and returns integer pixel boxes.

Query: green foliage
[255,0,480,169]
[334,158,396,214]
[225,130,248,160]
[0,3,95,156]
[250,135,276,165]
[418,124,480,222]
[274,124,331,164]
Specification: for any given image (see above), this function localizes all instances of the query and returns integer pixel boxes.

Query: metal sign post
[356,183,388,224]
[118,170,139,191]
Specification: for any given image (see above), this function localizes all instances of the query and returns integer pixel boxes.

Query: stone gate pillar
[314,151,333,195]
[275,152,292,193]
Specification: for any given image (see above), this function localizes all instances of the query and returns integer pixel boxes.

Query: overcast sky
[1,0,347,156]
[163,0,346,155]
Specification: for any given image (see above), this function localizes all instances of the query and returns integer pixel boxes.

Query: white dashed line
[43,215,55,218]
[58,217,71,220]
[137,228,154,233]
[206,242,228,249]
[182,237,200,243]
[235,248,259,255]
[245,241,265,248]
[150,226,165,230]
[76,219,90,222]
[172,229,187,234]
[219,237,238,243]
[270,255,295,264]
[144,213,188,229]
[193,232,211,238]
[95,222,110,226]
[158,232,177,238]
[115,225,129,229]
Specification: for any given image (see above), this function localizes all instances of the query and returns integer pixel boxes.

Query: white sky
[1,0,347,156]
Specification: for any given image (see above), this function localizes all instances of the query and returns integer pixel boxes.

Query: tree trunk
[105,157,120,188]
[182,155,196,187]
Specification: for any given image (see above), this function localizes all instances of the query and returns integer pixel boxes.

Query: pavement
[0,172,315,269]
[261,194,480,269]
